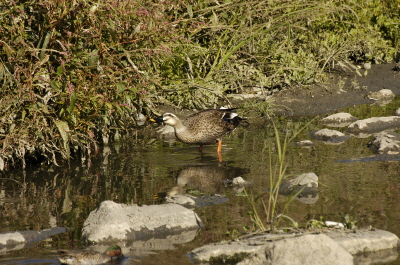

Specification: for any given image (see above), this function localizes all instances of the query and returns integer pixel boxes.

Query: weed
[1,0,399,168]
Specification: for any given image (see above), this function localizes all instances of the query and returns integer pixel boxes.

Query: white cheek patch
[222,112,238,120]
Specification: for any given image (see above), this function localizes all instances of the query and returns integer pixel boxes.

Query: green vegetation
[245,119,313,231]
[1,0,399,168]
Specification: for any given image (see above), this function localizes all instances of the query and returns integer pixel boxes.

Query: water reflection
[168,162,248,196]
[1,99,400,264]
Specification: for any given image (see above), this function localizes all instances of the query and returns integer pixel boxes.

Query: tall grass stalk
[251,118,316,230]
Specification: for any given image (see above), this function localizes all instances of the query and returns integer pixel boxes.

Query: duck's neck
[172,120,185,131]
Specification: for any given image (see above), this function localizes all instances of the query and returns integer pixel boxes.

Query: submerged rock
[278,172,319,204]
[321,112,358,127]
[368,131,400,154]
[82,201,202,243]
[310,128,350,144]
[347,116,400,134]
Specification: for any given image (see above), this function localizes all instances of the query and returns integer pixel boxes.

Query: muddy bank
[273,63,400,116]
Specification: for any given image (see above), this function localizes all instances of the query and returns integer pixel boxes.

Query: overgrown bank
[1,0,399,169]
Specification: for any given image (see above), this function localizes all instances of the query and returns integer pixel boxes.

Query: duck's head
[150,113,180,126]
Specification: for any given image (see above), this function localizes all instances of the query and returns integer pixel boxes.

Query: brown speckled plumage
[58,245,122,265]
[151,109,246,159]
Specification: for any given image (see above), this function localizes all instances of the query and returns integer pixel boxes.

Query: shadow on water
[2,99,400,264]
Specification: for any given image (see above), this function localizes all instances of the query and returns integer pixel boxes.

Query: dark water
[1,99,400,265]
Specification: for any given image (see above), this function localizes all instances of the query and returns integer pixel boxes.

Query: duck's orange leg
[198,144,203,153]
[217,140,223,162]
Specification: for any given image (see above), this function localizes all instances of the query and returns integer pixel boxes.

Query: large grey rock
[368,131,400,154]
[190,234,353,265]
[82,200,202,243]
[237,234,353,265]
[348,116,400,134]
[325,229,399,255]
[190,229,399,265]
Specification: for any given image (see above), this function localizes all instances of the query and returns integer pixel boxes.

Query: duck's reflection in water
[158,162,249,207]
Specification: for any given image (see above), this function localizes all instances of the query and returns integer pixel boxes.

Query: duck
[150,109,247,161]
[57,245,122,265]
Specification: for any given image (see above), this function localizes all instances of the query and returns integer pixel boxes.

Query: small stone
[310,129,350,144]
[321,113,358,127]
[366,89,395,101]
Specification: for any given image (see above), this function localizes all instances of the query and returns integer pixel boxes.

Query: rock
[325,221,345,229]
[190,234,353,265]
[367,131,400,154]
[347,116,400,134]
[353,248,398,265]
[165,194,197,207]
[189,229,399,265]
[366,89,395,101]
[321,112,358,127]
[0,227,67,252]
[395,108,400,116]
[365,89,395,106]
[166,194,228,208]
[224,176,253,187]
[310,128,350,143]
[279,173,318,193]
[238,234,353,265]
[295,140,315,148]
[278,173,319,205]
[232,176,246,185]
[325,229,399,255]
[363,62,371,70]
[82,201,202,243]
[222,176,254,193]
[87,230,199,257]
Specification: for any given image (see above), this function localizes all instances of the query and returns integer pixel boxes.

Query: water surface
[1,99,400,264]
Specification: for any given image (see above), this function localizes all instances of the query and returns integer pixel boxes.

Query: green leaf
[50,80,62,90]
[116,82,125,92]
[55,120,70,160]
[67,92,76,113]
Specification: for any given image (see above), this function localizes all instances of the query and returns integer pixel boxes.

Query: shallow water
[1,98,400,265]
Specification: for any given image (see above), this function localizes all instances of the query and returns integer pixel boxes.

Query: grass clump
[245,119,314,232]
[1,0,400,168]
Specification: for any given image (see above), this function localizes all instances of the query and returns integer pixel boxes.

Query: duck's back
[178,109,241,145]
[58,251,110,265]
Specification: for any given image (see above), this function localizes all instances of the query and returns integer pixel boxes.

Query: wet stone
[190,229,399,265]
[366,89,395,101]
[295,140,315,148]
[82,201,202,243]
[310,128,350,144]
[278,173,319,205]
[321,112,358,127]
[367,131,400,154]
[166,194,229,208]
[347,116,400,134]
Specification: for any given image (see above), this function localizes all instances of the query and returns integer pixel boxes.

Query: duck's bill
[150,116,164,123]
